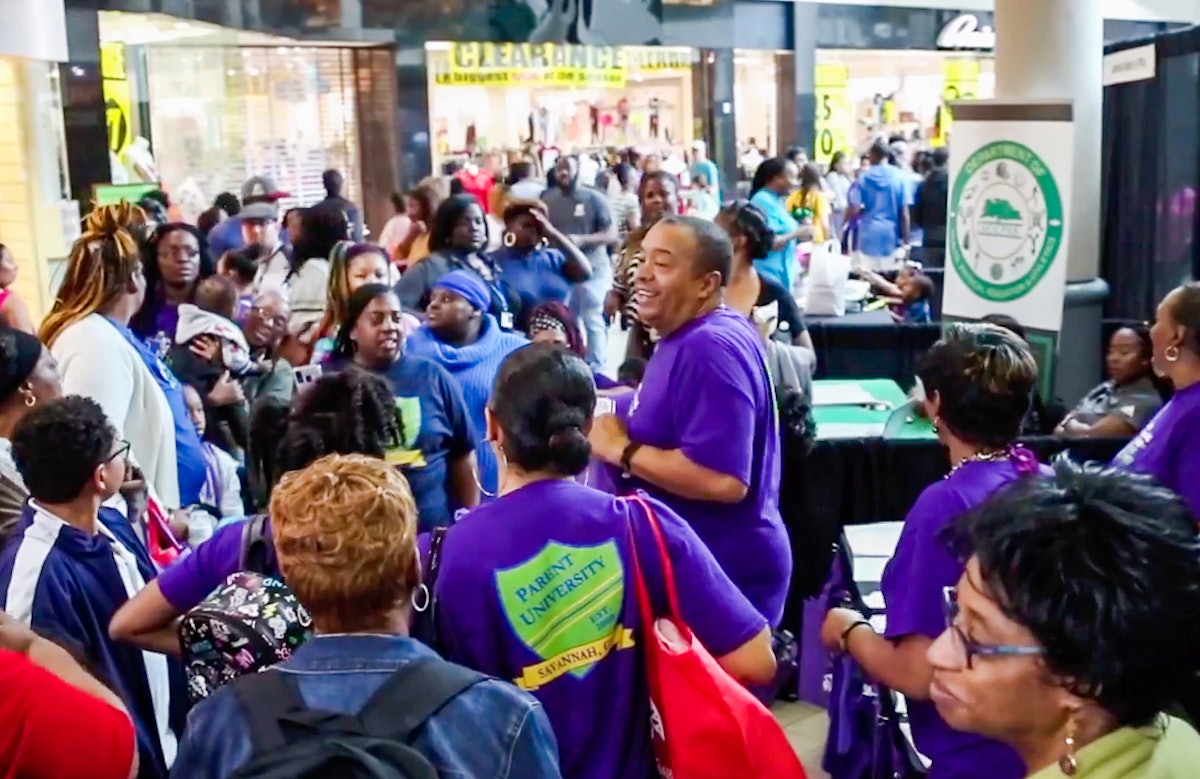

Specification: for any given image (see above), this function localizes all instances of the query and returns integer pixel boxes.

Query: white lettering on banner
[937,14,995,51]
[1103,44,1156,87]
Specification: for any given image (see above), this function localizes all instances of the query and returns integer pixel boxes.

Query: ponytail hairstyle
[718,200,774,262]
[40,202,147,348]
[750,157,788,197]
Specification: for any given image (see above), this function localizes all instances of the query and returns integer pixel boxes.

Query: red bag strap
[626,495,683,624]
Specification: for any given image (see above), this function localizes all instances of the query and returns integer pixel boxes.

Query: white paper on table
[816,422,886,440]
[845,522,906,559]
[811,382,883,407]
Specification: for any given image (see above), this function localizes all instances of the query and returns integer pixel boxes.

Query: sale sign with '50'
[814,63,853,165]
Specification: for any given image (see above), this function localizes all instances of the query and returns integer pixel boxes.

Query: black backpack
[228,658,485,779]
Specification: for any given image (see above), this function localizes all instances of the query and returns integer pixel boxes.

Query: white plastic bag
[804,240,850,317]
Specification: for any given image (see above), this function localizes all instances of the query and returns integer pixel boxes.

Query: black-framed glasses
[942,587,1045,669]
[107,440,132,463]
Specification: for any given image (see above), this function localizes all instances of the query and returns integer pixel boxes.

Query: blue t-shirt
[749,189,799,291]
[850,164,908,258]
[376,354,476,530]
[488,245,572,313]
[691,159,720,194]
[108,319,207,507]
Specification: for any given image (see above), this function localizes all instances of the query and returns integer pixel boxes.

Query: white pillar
[994,0,1103,283]
[0,0,67,62]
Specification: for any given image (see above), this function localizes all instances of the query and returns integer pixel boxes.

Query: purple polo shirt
[624,306,791,626]
[433,480,766,779]
[157,519,278,612]
[881,459,1049,779]
[1112,382,1200,519]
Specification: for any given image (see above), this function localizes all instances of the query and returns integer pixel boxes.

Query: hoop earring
[19,385,35,409]
[473,441,507,500]
[1058,715,1079,775]
[503,232,516,248]
[410,583,431,613]
[1165,344,1181,363]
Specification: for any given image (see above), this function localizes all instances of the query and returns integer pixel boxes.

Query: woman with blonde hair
[172,454,562,778]
[41,202,205,508]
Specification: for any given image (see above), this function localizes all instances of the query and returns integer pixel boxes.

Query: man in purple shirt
[589,216,792,627]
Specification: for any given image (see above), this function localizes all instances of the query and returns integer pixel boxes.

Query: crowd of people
[0,142,1195,779]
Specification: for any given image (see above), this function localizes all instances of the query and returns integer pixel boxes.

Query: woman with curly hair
[108,367,406,656]
[42,203,205,509]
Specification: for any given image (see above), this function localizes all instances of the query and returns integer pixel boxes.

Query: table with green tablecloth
[811,379,937,440]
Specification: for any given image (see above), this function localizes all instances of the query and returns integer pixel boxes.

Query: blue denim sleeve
[502,702,564,779]
[170,692,255,779]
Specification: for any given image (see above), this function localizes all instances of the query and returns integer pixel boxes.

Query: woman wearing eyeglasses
[929,462,1200,778]
[821,323,1049,779]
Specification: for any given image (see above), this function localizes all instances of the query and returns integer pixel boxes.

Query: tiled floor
[774,700,830,779]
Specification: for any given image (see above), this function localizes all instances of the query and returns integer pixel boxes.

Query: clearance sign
[100,42,134,156]
[434,43,694,88]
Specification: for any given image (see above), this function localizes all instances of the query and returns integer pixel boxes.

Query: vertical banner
[933,59,980,148]
[100,42,134,157]
[943,102,1074,391]
[814,63,853,165]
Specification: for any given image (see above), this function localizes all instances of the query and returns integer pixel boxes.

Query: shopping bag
[626,495,808,779]
[805,240,851,317]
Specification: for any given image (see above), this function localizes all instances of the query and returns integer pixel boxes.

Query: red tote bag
[626,496,808,779]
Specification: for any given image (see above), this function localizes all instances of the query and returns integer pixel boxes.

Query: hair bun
[545,407,591,474]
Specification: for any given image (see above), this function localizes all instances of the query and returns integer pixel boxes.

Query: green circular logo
[948,140,1064,302]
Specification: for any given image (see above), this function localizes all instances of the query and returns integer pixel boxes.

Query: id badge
[500,311,515,330]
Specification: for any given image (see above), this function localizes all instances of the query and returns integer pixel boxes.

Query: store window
[813,49,995,162]
[734,49,781,157]
[424,42,696,175]
[145,46,361,220]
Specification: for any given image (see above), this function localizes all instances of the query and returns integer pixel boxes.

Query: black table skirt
[778,435,1129,638]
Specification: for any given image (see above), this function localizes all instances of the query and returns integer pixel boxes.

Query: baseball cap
[241,175,289,203]
[241,201,280,222]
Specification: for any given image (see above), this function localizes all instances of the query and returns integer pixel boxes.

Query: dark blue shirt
[488,246,571,312]
[171,635,561,779]
[355,355,475,531]
[0,504,187,778]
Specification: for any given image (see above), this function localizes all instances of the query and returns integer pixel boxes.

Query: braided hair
[718,200,774,262]
[251,367,405,492]
[40,203,147,348]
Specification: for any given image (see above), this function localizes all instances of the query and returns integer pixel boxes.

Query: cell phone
[594,397,616,418]
[293,364,324,388]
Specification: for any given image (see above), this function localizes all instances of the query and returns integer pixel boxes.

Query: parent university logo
[949,141,1064,302]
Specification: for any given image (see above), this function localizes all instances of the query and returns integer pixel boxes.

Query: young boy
[854,263,935,324]
[0,397,185,777]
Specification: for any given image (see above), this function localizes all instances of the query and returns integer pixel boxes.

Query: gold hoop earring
[1058,715,1079,775]
[1165,345,1181,363]
[19,385,35,408]
[503,232,516,248]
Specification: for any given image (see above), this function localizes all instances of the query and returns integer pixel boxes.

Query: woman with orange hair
[41,202,205,508]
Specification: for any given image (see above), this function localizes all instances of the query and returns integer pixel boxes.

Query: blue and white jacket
[0,502,187,778]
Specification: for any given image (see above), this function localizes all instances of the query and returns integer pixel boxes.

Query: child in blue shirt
[855,263,935,324]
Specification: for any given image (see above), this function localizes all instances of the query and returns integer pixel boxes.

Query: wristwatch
[620,441,644,478]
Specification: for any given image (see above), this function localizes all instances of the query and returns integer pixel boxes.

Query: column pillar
[994,0,1107,405]
[790,0,817,158]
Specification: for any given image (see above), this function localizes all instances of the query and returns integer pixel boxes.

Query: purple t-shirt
[1112,382,1200,519]
[433,480,766,779]
[881,460,1049,779]
[157,519,279,612]
[624,306,791,626]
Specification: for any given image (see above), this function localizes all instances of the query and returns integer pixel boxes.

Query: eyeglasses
[942,587,1045,669]
[107,440,132,463]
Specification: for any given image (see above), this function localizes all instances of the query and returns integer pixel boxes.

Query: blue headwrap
[434,270,491,312]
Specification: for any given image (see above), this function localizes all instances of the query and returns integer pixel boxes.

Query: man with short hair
[913,146,950,268]
[542,156,616,369]
[206,175,290,259]
[847,139,910,272]
[0,397,185,778]
[311,168,363,241]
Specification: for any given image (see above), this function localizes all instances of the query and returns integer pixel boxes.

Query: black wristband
[620,441,644,477]
[839,619,873,654]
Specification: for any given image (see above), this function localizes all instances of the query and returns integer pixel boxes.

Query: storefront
[94,11,396,226]
[0,1,73,321]
[424,41,697,177]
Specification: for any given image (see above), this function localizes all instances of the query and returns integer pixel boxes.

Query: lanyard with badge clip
[458,253,515,330]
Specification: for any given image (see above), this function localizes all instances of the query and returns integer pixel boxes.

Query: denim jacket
[171,634,562,778]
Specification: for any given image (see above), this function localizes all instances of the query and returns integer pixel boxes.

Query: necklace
[944,448,1009,480]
